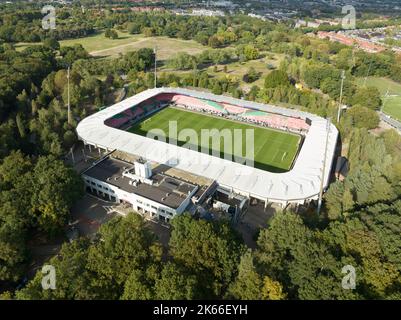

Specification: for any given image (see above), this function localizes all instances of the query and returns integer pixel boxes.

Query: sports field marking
[128,107,301,172]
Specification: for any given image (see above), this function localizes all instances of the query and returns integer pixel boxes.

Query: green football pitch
[128,107,301,172]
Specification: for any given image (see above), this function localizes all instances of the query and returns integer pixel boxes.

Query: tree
[325,181,346,220]
[346,105,379,129]
[105,29,116,39]
[109,30,118,40]
[352,87,382,110]
[0,217,26,282]
[59,45,89,65]
[243,67,260,83]
[212,82,223,95]
[323,215,401,299]
[0,150,32,189]
[15,113,26,139]
[43,38,60,51]
[227,250,262,299]
[208,35,222,48]
[167,53,197,70]
[169,214,244,298]
[87,214,162,298]
[154,262,199,300]
[256,212,356,299]
[18,214,165,300]
[16,239,98,300]
[121,268,155,300]
[127,22,142,35]
[261,276,286,300]
[236,45,259,61]
[243,45,259,61]
[264,70,290,88]
[15,155,84,235]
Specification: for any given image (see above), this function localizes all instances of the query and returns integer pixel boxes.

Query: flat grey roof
[83,157,197,209]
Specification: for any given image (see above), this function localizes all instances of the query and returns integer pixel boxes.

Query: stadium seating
[171,95,227,115]
[239,110,309,132]
[222,103,248,114]
[104,93,310,133]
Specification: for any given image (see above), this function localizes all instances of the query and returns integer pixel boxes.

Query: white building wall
[82,174,195,221]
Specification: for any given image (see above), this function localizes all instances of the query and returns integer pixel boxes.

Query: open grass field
[205,53,284,89]
[62,30,142,53]
[383,96,401,121]
[160,52,284,90]
[356,76,401,95]
[128,107,301,172]
[15,30,140,52]
[91,36,206,59]
[357,76,401,121]
[16,31,207,60]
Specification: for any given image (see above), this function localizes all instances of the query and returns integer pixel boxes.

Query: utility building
[82,156,198,222]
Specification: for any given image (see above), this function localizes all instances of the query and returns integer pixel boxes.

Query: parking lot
[71,194,171,246]
[70,194,117,237]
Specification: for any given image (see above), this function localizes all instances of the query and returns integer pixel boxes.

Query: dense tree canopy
[0,151,83,285]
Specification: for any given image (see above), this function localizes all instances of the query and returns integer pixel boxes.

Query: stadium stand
[104,93,310,134]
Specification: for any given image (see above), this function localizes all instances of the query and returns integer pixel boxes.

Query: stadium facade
[76,87,338,208]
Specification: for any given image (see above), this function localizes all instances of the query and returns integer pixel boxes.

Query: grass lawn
[383,96,401,121]
[128,107,301,172]
[16,30,141,52]
[356,76,401,95]
[16,31,207,60]
[92,36,206,60]
[61,30,142,53]
[356,76,401,121]
[160,52,284,90]
[205,53,284,89]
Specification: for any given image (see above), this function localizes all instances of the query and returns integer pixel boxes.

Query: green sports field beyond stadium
[129,107,301,172]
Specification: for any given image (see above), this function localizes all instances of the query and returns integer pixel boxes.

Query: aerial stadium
[76,87,338,211]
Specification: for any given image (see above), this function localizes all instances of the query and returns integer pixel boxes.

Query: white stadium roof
[76,87,338,204]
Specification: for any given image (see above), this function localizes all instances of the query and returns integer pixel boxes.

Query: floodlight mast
[67,65,72,125]
[337,70,345,123]
[154,47,157,88]
[317,117,331,215]
[381,87,390,113]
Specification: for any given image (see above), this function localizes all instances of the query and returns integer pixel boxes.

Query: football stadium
[76,87,338,208]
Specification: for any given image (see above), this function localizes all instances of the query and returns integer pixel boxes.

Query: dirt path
[89,38,148,56]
